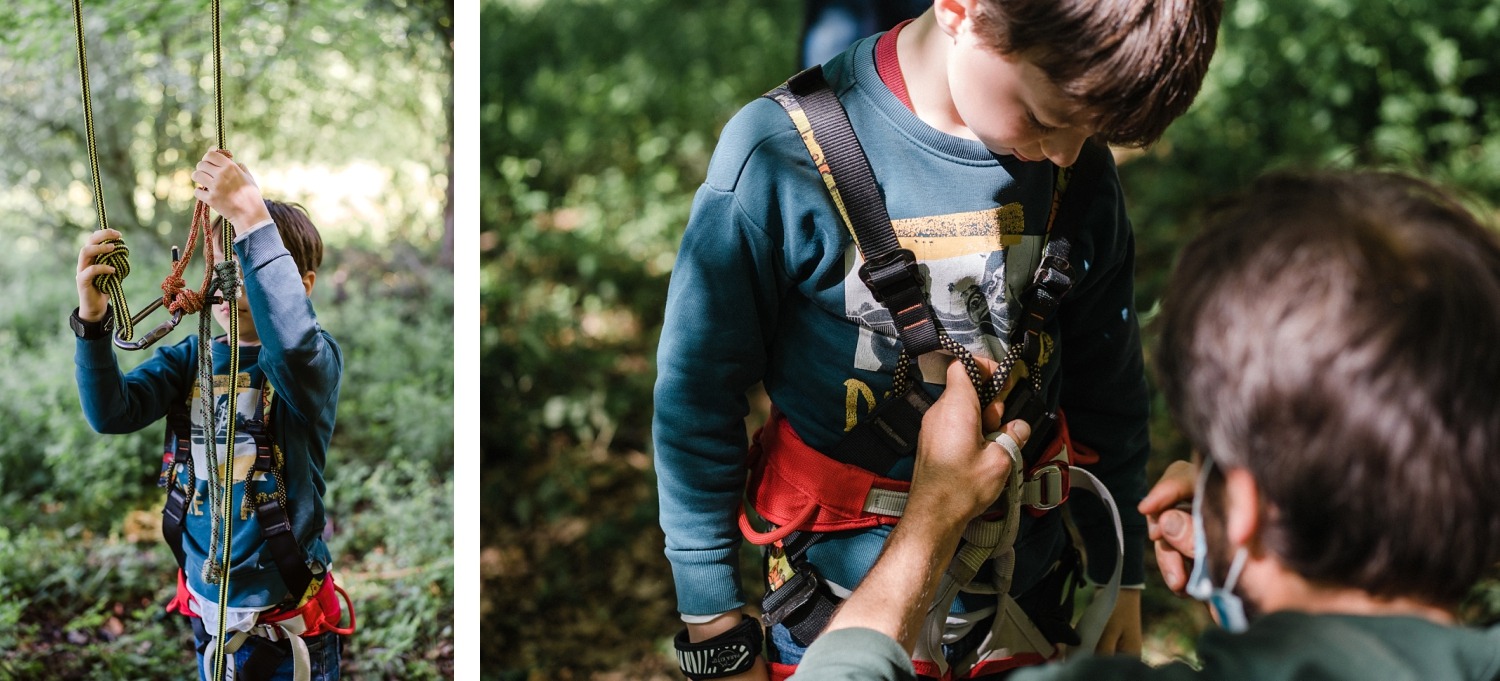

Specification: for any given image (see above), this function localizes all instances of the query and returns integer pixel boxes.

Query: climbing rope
[75,1,243,677]
[890,328,1039,412]
[203,0,243,675]
[71,0,135,339]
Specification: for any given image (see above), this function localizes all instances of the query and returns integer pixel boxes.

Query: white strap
[913,431,1027,675]
[1065,467,1124,658]
[862,439,1069,518]
[207,623,312,681]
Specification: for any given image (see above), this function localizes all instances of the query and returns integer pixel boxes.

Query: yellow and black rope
[72,0,135,339]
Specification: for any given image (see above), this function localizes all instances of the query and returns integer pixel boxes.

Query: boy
[654,0,1222,677]
[73,149,346,680]
[793,170,1500,680]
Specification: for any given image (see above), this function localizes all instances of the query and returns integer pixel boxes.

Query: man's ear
[1222,467,1262,551]
[933,0,974,39]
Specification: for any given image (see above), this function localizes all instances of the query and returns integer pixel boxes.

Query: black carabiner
[113,297,184,351]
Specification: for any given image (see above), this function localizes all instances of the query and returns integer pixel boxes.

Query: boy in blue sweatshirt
[655,0,1222,677]
[73,149,346,680]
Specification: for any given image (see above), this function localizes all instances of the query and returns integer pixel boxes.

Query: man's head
[1156,171,1500,612]
[933,0,1221,165]
[210,199,324,340]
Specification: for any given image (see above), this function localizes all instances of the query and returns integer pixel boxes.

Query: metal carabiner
[113,296,184,351]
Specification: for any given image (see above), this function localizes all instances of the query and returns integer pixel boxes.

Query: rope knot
[92,238,130,291]
[162,275,205,314]
[214,259,240,301]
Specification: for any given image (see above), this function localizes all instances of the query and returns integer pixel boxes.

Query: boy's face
[946,21,1095,166]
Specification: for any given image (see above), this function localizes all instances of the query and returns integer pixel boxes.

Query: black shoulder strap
[765,66,1078,472]
[768,66,941,357]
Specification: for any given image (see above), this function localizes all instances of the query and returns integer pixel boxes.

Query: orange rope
[161,151,232,315]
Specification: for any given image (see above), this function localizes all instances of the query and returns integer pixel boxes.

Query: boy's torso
[162,335,335,630]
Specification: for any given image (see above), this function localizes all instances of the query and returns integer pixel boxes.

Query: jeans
[193,620,342,681]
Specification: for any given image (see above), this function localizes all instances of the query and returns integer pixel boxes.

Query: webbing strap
[826,381,933,473]
[769,67,941,357]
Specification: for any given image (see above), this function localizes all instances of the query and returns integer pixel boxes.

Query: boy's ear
[302,270,316,297]
[933,0,974,39]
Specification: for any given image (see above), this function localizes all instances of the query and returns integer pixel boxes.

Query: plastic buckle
[858,248,923,304]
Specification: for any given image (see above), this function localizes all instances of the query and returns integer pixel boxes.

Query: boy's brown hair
[972,0,1223,147]
[1155,171,1500,607]
[215,199,323,276]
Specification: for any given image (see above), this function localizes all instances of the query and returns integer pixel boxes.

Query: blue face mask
[1186,457,1251,633]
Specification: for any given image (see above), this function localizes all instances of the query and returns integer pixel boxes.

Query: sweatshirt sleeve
[654,100,804,617]
[792,628,916,681]
[1053,143,1150,587]
[235,222,341,425]
[75,334,192,435]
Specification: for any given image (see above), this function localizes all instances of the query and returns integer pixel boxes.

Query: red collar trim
[875,19,915,112]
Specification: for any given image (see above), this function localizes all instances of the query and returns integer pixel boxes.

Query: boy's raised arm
[194,149,341,421]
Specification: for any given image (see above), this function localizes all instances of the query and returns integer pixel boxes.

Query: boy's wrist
[70,306,113,339]
[225,205,274,237]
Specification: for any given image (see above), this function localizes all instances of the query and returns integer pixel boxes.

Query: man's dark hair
[1156,171,1500,607]
[215,200,323,276]
[972,0,1223,147]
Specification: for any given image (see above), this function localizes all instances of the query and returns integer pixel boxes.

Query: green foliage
[0,241,454,678]
[481,0,800,674]
[0,0,450,252]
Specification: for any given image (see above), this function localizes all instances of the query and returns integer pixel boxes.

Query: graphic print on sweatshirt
[187,371,266,491]
[847,204,1045,383]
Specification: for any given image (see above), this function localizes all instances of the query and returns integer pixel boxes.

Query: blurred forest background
[486,0,1500,677]
[0,0,453,678]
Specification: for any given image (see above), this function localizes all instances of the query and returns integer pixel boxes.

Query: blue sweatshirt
[76,222,340,633]
[653,34,1150,619]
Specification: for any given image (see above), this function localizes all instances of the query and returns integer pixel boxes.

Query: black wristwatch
[70,307,114,340]
[674,614,763,680]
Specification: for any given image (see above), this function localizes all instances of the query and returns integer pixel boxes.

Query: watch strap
[70,306,114,340]
[674,614,763,680]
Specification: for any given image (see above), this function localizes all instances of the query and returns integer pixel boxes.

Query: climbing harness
[70,2,307,678]
[161,378,356,680]
[744,66,1124,679]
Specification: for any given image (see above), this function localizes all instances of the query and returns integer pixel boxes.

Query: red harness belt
[740,408,1096,547]
[167,568,355,638]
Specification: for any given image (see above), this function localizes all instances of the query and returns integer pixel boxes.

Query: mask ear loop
[1185,457,1216,601]
[1187,456,1253,632]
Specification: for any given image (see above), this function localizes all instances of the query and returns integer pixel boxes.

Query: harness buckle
[858,248,923,305]
[1027,463,1067,511]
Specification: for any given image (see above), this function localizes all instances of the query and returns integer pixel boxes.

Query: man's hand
[76,228,122,323]
[192,149,271,232]
[908,359,1030,526]
[1139,460,1198,594]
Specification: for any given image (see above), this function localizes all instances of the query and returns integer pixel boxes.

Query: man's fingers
[1139,459,1196,515]
[1158,508,1195,558]
[941,357,980,405]
[1155,539,1189,594]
